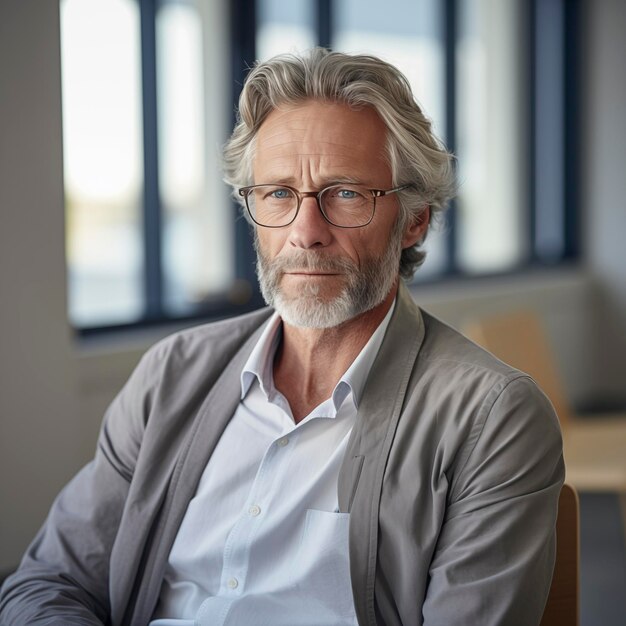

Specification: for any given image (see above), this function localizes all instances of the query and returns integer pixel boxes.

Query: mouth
[285,271,340,276]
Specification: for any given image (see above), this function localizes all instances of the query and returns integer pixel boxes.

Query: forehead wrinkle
[258,104,388,153]
[261,123,378,142]
[256,147,380,185]
[258,154,365,175]
[262,151,362,159]
[264,175,367,189]
[258,118,381,152]
[254,101,392,188]
[258,133,374,153]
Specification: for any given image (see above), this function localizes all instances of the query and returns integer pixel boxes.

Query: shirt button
[248,504,261,517]
[227,577,239,589]
[277,437,289,447]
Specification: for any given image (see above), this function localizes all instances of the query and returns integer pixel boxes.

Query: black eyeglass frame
[237,183,412,228]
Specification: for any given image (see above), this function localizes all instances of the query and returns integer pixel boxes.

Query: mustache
[262,251,358,274]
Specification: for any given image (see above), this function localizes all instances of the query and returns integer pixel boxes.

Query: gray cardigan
[0,283,564,625]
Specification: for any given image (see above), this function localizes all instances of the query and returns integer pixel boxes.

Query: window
[60,0,579,332]
[60,0,144,326]
[156,1,233,315]
[257,0,316,60]
[456,0,528,273]
[61,0,239,330]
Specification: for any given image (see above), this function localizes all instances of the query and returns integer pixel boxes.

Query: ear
[401,207,430,249]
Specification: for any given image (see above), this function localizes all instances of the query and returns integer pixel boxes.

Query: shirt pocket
[292,509,356,622]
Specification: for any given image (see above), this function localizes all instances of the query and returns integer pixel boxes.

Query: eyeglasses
[238,183,411,228]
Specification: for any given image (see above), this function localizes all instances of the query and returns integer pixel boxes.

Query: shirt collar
[240,313,283,399]
[336,299,395,409]
[240,299,396,411]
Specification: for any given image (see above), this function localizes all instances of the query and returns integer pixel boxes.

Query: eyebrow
[260,175,366,188]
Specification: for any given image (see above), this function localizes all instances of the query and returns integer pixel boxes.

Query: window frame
[76,0,580,336]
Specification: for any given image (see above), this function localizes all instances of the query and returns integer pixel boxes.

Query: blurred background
[1,0,624,623]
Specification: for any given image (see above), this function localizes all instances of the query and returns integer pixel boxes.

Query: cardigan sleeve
[421,375,565,626]
[0,344,163,626]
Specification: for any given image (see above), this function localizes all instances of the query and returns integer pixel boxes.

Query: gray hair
[223,48,456,279]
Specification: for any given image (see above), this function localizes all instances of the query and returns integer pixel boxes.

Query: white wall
[1,0,625,574]
[0,0,81,571]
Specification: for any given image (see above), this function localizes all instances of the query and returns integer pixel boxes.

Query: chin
[272,291,367,329]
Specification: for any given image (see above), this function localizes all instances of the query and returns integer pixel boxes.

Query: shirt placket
[215,427,298,625]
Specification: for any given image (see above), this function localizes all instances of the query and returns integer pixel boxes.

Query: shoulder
[403,307,562,475]
[379,288,555,436]
[392,302,562,450]
[106,306,273,424]
[98,306,274,473]
[381,305,563,515]
[388,284,526,396]
[383,286,556,427]
[413,309,543,404]
[130,305,274,416]
[419,309,518,378]
[140,306,274,374]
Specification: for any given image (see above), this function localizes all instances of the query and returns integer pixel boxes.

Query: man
[0,49,563,625]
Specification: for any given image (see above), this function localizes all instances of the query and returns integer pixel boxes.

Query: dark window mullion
[231,0,258,294]
[139,0,163,320]
[317,0,333,49]
[563,0,580,260]
[443,0,458,274]
[533,0,567,263]
[528,0,538,263]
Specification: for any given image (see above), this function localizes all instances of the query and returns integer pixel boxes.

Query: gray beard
[254,220,404,329]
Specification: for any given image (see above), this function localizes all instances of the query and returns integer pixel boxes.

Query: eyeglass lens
[245,184,375,227]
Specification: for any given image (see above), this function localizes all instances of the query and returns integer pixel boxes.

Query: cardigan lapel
[124,320,269,625]
[338,283,426,626]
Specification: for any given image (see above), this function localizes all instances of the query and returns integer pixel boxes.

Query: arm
[0,346,161,626]
[422,376,565,626]
[0,458,127,625]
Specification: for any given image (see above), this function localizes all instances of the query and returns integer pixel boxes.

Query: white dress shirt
[150,302,394,626]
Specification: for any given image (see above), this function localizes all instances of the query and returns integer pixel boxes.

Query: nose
[287,195,333,249]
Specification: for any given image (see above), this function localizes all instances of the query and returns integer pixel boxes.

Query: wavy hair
[223,48,456,278]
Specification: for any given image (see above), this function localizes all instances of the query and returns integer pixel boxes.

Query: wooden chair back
[540,483,580,625]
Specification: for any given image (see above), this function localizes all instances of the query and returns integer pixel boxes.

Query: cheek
[333,233,366,266]
[256,230,285,258]
[366,208,401,248]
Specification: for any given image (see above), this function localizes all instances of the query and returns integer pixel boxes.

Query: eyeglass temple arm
[371,184,412,197]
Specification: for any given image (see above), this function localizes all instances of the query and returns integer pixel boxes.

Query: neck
[273,285,397,423]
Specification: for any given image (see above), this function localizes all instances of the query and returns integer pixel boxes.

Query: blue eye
[337,189,358,199]
[269,188,292,200]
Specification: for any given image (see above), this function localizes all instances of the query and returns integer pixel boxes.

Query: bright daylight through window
[60,0,577,331]
[61,0,144,326]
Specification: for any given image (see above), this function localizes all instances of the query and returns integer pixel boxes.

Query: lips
[273,252,357,275]
[286,271,339,275]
